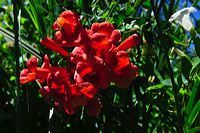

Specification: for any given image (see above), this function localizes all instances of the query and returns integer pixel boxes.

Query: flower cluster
[20,10,140,116]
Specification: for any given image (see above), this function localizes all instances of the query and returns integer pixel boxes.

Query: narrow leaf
[147,84,165,91]
[187,127,200,133]
[186,77,200,124]
[188,100,200,128]
[0,27,42,60]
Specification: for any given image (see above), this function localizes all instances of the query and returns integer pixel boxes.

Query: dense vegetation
[1,0,200,133]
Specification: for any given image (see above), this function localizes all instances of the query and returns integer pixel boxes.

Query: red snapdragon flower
[52,10,84,47]
[72,46,111,89]
[40,37,69,57]
[20,10,140,116]
[40,10,85,56]
[20,56,50,84]
[52,10,81,37]
[104,33,140,88]
[72,32,140,88]
[116,33,140,51]
[89,22,121,57]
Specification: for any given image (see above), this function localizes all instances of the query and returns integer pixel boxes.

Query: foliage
[1,0,200,133]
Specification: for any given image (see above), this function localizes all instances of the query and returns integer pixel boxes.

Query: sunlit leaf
[187,100,200,128]
[185,76,200,125]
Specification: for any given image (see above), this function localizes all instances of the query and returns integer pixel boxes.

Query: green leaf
[125,3,133,15]
[161,78,173,86]
[187,127,200,133]
[76,0,83,8]
[181,56,192,79]
[133,0,142,8]
[147,84,165,91]
[188,100,200,128]
[47,0,55,25]
[25,1,46,37]
[192,0,199,6]
[142,0,150,8]
[101,10,109,19]
[169,33,188,46]
[190,57,200,77]
[25,6,39,32]
[185,77,200,125]
[154,68,163,82]
[0,27,42,60]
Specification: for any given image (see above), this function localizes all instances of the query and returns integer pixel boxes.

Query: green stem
[165,47,183,133]
[13,0,21,133]
[150,1,183,132]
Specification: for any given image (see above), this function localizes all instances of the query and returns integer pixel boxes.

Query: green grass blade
[147,84,165,91]
[187,127,200,133]
[31,1,56,19]
[154,68,163,82]
[188,100,200,128]
[25,1,45,37]
[47,0,55,25]
[0,27,42,60]
[185,77,200,123]
[25,6,39,32]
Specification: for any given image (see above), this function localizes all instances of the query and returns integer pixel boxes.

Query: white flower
[169,7,196,32]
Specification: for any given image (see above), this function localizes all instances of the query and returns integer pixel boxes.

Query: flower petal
[112,63,138,88]
[27,56,38,72]
[169,7,196,32]
[91,22,114,34]
[114,51,130,71]
[71,46,87,62]
[20,69,36,84]
[116,33,140,51]
[108,30,121,45]
[36,67,50,79]
[41,37,68,57]
[79,82,96,99]
[76,62,93,78]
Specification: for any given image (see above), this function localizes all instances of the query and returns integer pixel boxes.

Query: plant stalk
[13,1,21,133]
[150,1,183,132]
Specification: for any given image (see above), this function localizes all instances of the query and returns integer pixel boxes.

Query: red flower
[72,46,111,89]
[116,33,140,51]
[47,67,71,87]
[52,10,81,36]
[40,37,68,57]
[90,22,121,57]
[39,66,74,114]
[65,85,102,115]
[38,63,98,115]
[52,10,83,47]
[70,46,88,63]
[20,69,36,84]
[91,22,121,45]
[112,63,138,88]
[20,9,141,116]
[20,56,51,84]
[54,30,80,47]
[74,62,111,90]
[26,56,38,72]
[105,45,139,88]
